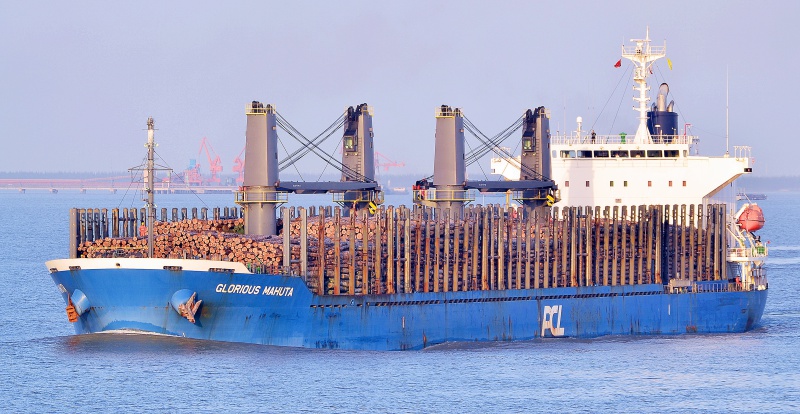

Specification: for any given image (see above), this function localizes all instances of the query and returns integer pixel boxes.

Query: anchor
[171,290,202,324]
[65,295,79,323]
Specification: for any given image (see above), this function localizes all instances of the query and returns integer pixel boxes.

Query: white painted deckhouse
[491,29,753,207]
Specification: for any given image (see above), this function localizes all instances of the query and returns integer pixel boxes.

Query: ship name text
[215,284,294,297]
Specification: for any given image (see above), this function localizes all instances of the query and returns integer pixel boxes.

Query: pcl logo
[541,305,565,337]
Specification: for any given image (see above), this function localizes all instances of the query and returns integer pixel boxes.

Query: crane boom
[198,137,223,184]
[374,151,405,172]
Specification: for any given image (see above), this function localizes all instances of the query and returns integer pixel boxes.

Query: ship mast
[621,28,666,144]
[145,117,155,258]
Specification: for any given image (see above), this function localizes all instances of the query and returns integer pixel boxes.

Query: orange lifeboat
[737,204,765,232]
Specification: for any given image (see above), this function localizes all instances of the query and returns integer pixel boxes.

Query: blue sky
[1,1,797,176]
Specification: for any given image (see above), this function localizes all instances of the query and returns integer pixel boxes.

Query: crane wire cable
[463,123,523,167]
[274,113,372,182]
[278,112,345,168]
[462,116,550,181]
[152,149,210,208]
[462,135,490,180]
[276,118,364,181]
[277,113,343,168]
[462,116,523,163]
[118,154,146,210]
[275,133,306,181]
[608,65,633,135]
[590,63,634,133]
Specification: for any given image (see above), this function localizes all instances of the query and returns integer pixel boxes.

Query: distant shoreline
[1,172,797,192]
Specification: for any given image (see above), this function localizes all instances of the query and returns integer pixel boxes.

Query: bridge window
[593,150,609,158]
[630,150,645,158]
[344,136,356,150]
[523,138,533,151]
[664,150,679,158]
[647,150,663,157]
[611,150,629,158]
[560,150,576,158]
[577,150,593,158]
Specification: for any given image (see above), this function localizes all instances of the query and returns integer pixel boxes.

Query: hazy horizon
[2,1,797,177]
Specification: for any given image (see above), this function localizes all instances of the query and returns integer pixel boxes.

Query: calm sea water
[1,191,798,413]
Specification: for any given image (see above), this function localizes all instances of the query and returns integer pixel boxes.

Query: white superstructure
[491,29,753,207]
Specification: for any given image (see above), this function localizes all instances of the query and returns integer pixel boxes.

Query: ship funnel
[647,83,678,141]
[656,83,669,111]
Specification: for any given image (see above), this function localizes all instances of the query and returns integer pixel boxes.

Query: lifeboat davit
[737,204,765,232]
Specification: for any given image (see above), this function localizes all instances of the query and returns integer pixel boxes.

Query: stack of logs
[75,204,728,296]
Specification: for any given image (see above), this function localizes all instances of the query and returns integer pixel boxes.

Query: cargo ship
[47,31,768,350]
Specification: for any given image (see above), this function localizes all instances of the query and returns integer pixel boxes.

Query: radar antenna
[621,27,666,144]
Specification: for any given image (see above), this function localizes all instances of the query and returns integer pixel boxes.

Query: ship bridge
[492,29,754,208]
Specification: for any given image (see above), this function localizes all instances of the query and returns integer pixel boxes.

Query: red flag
[614,59,621,68]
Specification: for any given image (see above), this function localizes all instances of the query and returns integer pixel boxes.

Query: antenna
[621,28,666,144]
[725,66,730,157]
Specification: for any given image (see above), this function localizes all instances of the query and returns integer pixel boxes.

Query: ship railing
[245,264,303,278]
[550,134,694,146]
[234,188,290,204]
[245,102,275,115]
[413,188,476,203]
[665,280,750,294]
[331,190,385,205]
[693,281,737,293]
[728,246,768,259]
[435,106,462,118]
[85,245,147,258]
[512,188,560,205]
[622,44,666,56]
[733,145,752,161]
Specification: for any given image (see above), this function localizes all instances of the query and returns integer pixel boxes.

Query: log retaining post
[69,208,79,258]
[282,206,290,273]
[300,207,308,282]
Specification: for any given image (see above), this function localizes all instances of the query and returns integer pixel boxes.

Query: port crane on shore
[182,159,202,186]
[199,137,223,185]
[233,147,245,185]
[374,151,405,172]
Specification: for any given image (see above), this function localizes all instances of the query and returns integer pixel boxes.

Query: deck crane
[235,101,382,236]
[413,105,558,216]
[199,137,223,185]
[233,146,245,185]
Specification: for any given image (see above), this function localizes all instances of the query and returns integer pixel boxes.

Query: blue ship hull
[47,259,768,350]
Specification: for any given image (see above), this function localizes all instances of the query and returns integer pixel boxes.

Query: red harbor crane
[233,146,245,185]
[183,159,202,186]
[198,137,223,185]
[374,151,405,172]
